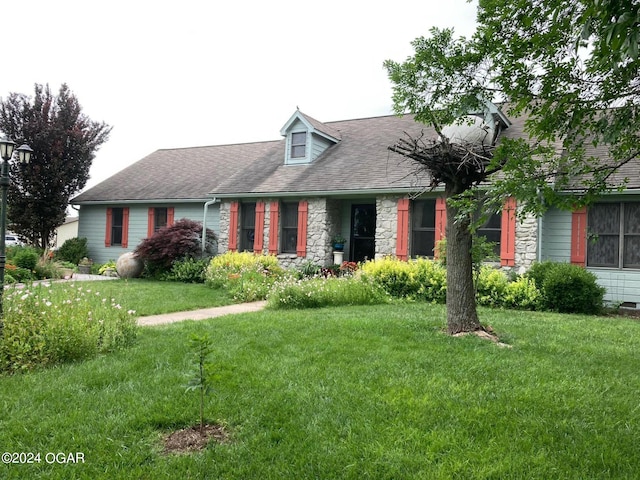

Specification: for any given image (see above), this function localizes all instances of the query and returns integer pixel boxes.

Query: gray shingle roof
[72,114,433,203]
[71,109,639,204]
[72,141,280,203]
[298,112,342,141]
[211,114,432,196]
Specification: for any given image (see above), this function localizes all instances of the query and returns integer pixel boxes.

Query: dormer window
[291,132,306,158]
[280,110,341,165]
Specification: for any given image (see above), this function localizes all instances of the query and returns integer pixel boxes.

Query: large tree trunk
[445,191,481,334]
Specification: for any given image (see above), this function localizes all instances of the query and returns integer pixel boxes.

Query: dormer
[280,110,342,165]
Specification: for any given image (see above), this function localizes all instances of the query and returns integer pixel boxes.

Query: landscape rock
[116,252,144,278]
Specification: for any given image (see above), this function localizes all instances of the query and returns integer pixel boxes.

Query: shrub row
[203,253,604,314]
[360,256,447,303]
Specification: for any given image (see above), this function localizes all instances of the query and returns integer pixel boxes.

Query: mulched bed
[163,424,230,455]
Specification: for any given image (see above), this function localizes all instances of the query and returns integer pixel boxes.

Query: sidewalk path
[7,273,266,326]
[137,300,267,326]
[7,273,119,289]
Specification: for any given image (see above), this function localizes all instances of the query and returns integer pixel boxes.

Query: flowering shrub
[206,251,284,302]
[0,283,137,374]
[267,276,389,309]
[339,261,358,276]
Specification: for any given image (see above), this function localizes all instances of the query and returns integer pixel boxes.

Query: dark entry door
[350,204,376,262]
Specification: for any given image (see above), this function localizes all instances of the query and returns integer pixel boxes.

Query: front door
[350,204,376,262]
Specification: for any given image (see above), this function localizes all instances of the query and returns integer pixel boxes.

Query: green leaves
[384,27,490,130]
[184,333,216,432]
[387,0,639,213]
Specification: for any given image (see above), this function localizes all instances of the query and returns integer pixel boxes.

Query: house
[53,216,79,249]
[71,109,640,307]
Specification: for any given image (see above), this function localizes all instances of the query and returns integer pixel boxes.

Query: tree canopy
[386,0,639,214]
[0,83,111,249]
[384,0,639,333]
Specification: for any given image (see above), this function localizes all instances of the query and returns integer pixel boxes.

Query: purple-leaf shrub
[134,218,217,274]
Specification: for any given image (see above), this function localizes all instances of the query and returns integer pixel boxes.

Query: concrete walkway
[8,273,267,326]
[136,300,268,326]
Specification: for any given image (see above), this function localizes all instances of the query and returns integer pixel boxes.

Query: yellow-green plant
[206,251,284,301]
[360,256,446,302]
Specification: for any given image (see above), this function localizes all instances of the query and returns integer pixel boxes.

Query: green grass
[1,303,640,478]
[43,279,235,316]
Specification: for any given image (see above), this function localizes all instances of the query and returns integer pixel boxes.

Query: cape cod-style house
[71,108,640,307]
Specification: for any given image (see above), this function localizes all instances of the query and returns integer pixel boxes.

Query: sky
[3,0,477,192]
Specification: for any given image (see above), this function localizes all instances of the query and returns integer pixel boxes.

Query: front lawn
[57,279,235,316]
[1,304,639,479]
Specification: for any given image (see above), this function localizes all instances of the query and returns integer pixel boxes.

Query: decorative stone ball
[116,252,144,278]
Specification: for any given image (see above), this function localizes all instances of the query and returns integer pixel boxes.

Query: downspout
[202,198,219,254]
[537,188,543,263]
[537,215,543,263]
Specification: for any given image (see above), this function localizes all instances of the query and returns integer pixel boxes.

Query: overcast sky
[3,0,477,191]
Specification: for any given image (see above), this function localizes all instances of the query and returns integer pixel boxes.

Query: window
[280,202,298,253]
[474,210,502,257]
[411,199,436,257]
[154,207,168,233]
[410,199,502,258]
[111,208,124,246]
[290,132,306,158]
[240,202,256,252]
[588,202,640,269]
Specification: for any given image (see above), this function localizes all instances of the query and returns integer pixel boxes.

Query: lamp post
[0,135,33,334]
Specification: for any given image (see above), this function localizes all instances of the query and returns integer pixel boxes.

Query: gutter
[208,187,447,199]
[70,198,212,206]
[202,198,219,254]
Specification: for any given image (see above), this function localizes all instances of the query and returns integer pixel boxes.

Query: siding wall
[77,202,220,264]
[311,134,333,162]
[54,220,79,249]
[540,207,572,262]
[540,206,640,306]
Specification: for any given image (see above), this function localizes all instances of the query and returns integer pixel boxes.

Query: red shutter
[121,208,130,248]
[268,202,279,254]
[254,202,265,253]
[500,197,517,267]
[570,206,587,266]
[228,202,239,251]
[296,200,308,257]
[396,198,409,260]
[105,208,113,247]
[167,207,175,226]
[434,196,447,258]
[147,208,155,238]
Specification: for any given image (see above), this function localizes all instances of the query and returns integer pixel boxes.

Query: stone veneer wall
[218,196,538,272]
[277,197,331,269]
[218,198,332,268]
[218,200,231,253]
[514,209,538,274]
[375,195,401,258]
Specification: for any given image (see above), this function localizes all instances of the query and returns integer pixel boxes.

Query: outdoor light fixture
[0,134,33,332]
